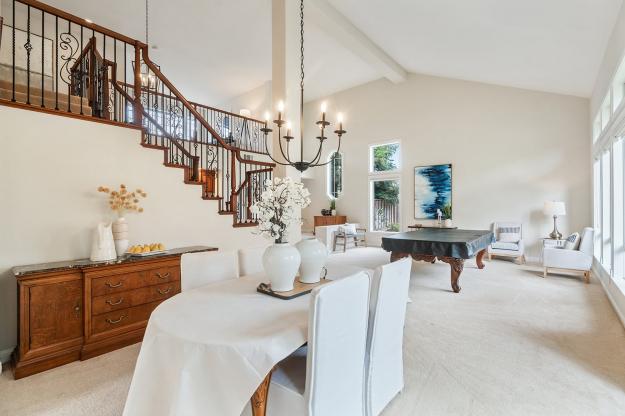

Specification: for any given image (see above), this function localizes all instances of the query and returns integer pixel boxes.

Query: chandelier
[132,0,158,90]
[261,0,346,172]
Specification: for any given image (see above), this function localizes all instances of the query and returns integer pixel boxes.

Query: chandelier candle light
[261,0,347,172]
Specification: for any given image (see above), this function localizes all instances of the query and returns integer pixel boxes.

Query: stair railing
[139,45,275,225]
[0,0,275,226]
[0,0,138,122]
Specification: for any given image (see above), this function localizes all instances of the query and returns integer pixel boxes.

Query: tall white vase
[295,237,327,284]
[112,217,129,256]
[263,243,301,292]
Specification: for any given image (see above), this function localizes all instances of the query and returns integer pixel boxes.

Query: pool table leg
[476,249,487,269]
[438,257,465,293]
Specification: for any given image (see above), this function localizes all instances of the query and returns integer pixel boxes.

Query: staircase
[0,0,274,228]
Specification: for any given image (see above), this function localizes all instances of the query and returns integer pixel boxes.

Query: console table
[11,246,216,379]
[313,215,347,234]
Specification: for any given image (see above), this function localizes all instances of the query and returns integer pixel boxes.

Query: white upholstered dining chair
[242,271,371,416]
[238,247,266,276]
[365,258,412,416]
[180,250,239,291]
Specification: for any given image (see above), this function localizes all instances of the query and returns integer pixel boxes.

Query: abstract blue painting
[414,164,452,219]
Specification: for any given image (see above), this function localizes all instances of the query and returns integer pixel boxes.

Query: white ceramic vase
[444,219,453,228]
[112,217,129,256]
[263,243,301,292]
[331,209,337,216]
[295,237,328,284]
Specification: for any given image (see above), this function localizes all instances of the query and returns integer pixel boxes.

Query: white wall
[218,81,272,120]
[302,74,591,257]
[0,106,270,359]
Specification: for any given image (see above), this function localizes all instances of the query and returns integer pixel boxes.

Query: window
[369,141,401,232]
[613,140,624,278]
[370,179,400,232]
[613,60,625,111]
[327,152,343,199]
[602,150,612,271]
[602,94,612,131]
[593,115,602,143]
[594,158,602,261]
[370,142,400,173]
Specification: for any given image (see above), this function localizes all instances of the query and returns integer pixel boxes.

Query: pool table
[382,229,494,293]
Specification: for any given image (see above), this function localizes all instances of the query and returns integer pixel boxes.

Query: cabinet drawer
[91,300,162,336]
[92,281,180,315]
[91,266,180,297]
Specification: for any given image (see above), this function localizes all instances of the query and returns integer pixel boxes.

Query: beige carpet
[2,247,625,416]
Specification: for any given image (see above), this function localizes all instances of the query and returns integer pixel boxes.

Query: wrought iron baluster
[41,9,44,107]
[79,25,83,114]
[12,0,15,101]
[54,16,58,108]
[25,5,31,105]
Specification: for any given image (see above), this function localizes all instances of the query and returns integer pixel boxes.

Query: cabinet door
[28,275,83,351]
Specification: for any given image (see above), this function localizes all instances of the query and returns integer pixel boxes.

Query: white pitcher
[90,222,117,261]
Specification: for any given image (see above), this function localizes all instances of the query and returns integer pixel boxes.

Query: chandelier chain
[300,0,305,91]
[145,0,149,45]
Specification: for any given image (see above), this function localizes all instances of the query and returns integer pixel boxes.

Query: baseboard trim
[593,261,625,329]
[0,347,14,364]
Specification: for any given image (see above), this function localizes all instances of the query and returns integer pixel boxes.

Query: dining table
[122,263,374,416]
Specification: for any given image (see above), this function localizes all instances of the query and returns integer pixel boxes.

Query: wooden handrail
[69,37,96,73]
[234,168,273,196]
[140,46,234,151]
[105,59,199,180]
[14,0,140,46]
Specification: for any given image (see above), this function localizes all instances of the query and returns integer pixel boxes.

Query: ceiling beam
[308,0,407,83]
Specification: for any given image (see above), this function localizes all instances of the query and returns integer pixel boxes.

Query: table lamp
[543,201,566,239]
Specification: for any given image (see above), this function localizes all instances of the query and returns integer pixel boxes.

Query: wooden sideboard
[313,215,347,233]
[12,246,215,379]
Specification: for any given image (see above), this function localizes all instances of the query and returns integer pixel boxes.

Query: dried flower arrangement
[97,184,147,217]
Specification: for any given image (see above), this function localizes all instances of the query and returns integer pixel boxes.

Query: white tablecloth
[123,264,374,416]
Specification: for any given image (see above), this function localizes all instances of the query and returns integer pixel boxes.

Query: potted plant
[441,203,453,227]
[251,177,311,291]
[98,184,147,255]
[330,199,337,216]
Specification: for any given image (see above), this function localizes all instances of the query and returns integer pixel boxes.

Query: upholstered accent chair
[333,223,367,252]
[543,227,594,283]
[488,222,525,264]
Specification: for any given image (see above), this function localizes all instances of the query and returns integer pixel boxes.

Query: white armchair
[488,222,525,264]
[543,227,594,283]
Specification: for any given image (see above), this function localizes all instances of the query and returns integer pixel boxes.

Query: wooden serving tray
[257,278,331,300]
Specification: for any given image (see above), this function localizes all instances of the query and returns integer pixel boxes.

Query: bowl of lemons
[127,243,166,256]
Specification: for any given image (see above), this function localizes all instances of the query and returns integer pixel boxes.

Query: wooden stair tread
[0,80,89,107]
[0,88,92,116]
[233,222,258,228]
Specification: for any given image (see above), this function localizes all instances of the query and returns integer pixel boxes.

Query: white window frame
[369,140,402,175]
[326,151,343,200]
[367,140,402,232]
[369,176,402,232]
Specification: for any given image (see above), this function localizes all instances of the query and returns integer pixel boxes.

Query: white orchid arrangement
[250,177,311,243]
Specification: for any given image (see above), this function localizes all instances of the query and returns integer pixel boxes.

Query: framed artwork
[414,164,452,219]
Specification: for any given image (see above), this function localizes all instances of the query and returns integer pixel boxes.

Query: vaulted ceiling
[45,0,622,105]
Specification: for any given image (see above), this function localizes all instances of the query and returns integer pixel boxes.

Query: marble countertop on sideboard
[12,245,217,277]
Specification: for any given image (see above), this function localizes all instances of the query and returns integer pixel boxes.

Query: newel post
[133,42,143,128]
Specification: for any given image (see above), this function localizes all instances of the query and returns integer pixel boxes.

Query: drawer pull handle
[157,286,172,295]
[106,315,126,324]
[155,272,171,279]
[106,298,124,306]
[106,281,123,288]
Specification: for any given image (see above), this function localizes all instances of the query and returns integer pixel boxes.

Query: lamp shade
[543,201,566,216]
